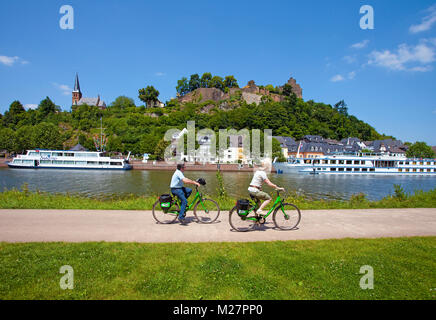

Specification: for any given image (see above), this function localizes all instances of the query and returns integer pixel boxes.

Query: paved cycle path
[0,208,435,243]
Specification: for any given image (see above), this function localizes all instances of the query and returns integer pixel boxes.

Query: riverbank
[130,160,271,172]
[1,237,435,299]
[0,158,7,167]
[1,185,435,210]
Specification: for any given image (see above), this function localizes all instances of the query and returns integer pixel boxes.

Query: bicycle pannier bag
[159,194,172,211]
[236,199,250,216]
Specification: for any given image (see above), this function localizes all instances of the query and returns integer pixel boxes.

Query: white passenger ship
[296,154,436,175]
[7,149,132,170]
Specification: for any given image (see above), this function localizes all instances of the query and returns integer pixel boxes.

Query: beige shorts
[248,190,271,201]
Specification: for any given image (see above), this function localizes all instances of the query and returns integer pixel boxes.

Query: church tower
[72,73,82,105]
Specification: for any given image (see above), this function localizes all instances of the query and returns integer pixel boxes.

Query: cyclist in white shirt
[248,159,284,216]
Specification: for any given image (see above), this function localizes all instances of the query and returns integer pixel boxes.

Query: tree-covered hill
[0,90,390,159]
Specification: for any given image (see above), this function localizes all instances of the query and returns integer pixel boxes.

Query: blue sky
[1,0,435,144]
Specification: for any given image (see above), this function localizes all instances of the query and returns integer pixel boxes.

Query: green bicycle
[152,181,220,224]
[229,189,301,232]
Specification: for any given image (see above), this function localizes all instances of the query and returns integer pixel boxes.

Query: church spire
[73,73,81,93]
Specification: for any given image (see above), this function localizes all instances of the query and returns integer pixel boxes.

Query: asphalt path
[1,208,435,243]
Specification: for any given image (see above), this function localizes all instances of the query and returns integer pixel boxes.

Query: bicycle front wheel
[152,200,179,224]
[193,198,220,223]
[228,206,256,232]
[273,203,301,230]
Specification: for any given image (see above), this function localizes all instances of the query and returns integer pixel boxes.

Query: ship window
[99,162,109,165]
[405,161,409,165]
[353,160,359,164]
[13,159,22,164]
[370,168,375,172]
[347,168,352,171]
[64,161,74,165]
[399,161,403,165]
[413,169,417,172]
[362,168,368,172]
[339,160,344,164]
[399,168,402,172]
[75,161,86,165]
[406,169,409,172]
[40,160,51,164]
[41,152,51,157]
[53,160,63,164]
[29,152,38,156]
[420,169,424,172]
[331,160,336,164]
[23,160,33,164]
[52,152,63,157]
[428,169,431,172]
[110,162,122,166]
[64,153,75,157]
[338,168,344,171]
[346,160,352,164]
[330,168,336,171]
[87,161,98,165]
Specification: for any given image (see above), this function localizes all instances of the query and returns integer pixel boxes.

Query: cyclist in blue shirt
[170,163,200,222]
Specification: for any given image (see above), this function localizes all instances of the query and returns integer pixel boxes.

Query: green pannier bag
[236,199,250,216]
[159,194,172,212]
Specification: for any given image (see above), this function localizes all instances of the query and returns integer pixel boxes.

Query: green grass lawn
[1,185,435,211]
[1,237,435,300]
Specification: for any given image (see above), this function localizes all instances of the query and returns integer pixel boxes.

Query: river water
[1,168,435,200]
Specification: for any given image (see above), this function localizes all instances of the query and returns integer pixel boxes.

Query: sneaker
[178,213,186,222]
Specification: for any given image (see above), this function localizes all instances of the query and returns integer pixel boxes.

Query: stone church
[72,73,107,109]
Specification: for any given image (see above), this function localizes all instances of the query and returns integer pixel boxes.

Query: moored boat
[7,149,132,170]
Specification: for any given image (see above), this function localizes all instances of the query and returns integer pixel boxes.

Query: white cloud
[0,55,20,66]
[348,71,356,79]
[155,72,166,76]
[53,83,72,95]
[351,40,369,49]
[330,74,345,82]
[368,40,436,72]
[343,55,357,64]
[410,5,436,33]
[24,104,38,110]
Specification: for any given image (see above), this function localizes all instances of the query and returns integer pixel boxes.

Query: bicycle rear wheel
[152,200,179,224]
[228,206,257,232]
[193,198,220,223]
[273,203,301,230]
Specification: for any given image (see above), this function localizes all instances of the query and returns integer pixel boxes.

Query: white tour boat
[7,149,132,170]
[297,154,436,175]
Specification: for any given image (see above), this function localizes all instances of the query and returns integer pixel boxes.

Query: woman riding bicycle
[248,159,284,216]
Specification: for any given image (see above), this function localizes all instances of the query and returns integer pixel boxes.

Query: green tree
[210,76,224,91]
[0,128,17,152]
[272,138,287,162]
[31,122,63,149]
[138,86,160,108]
[2,100,26,128]
[406,142,435,158]
[200,72,212,88]
[334,100,348,116]
[110,96,136,109]
[154,138,170,160]
[16,126,34,152]
[282,83,294,96]
[224,75,239,88]
[189,74,201,92]
[37,97,60,119]
[176,77,189,96]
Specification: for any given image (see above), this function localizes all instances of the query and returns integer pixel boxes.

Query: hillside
[0,77,388,159]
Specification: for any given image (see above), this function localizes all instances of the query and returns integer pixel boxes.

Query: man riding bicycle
[170,163,200,222]
[248,159,284,216]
